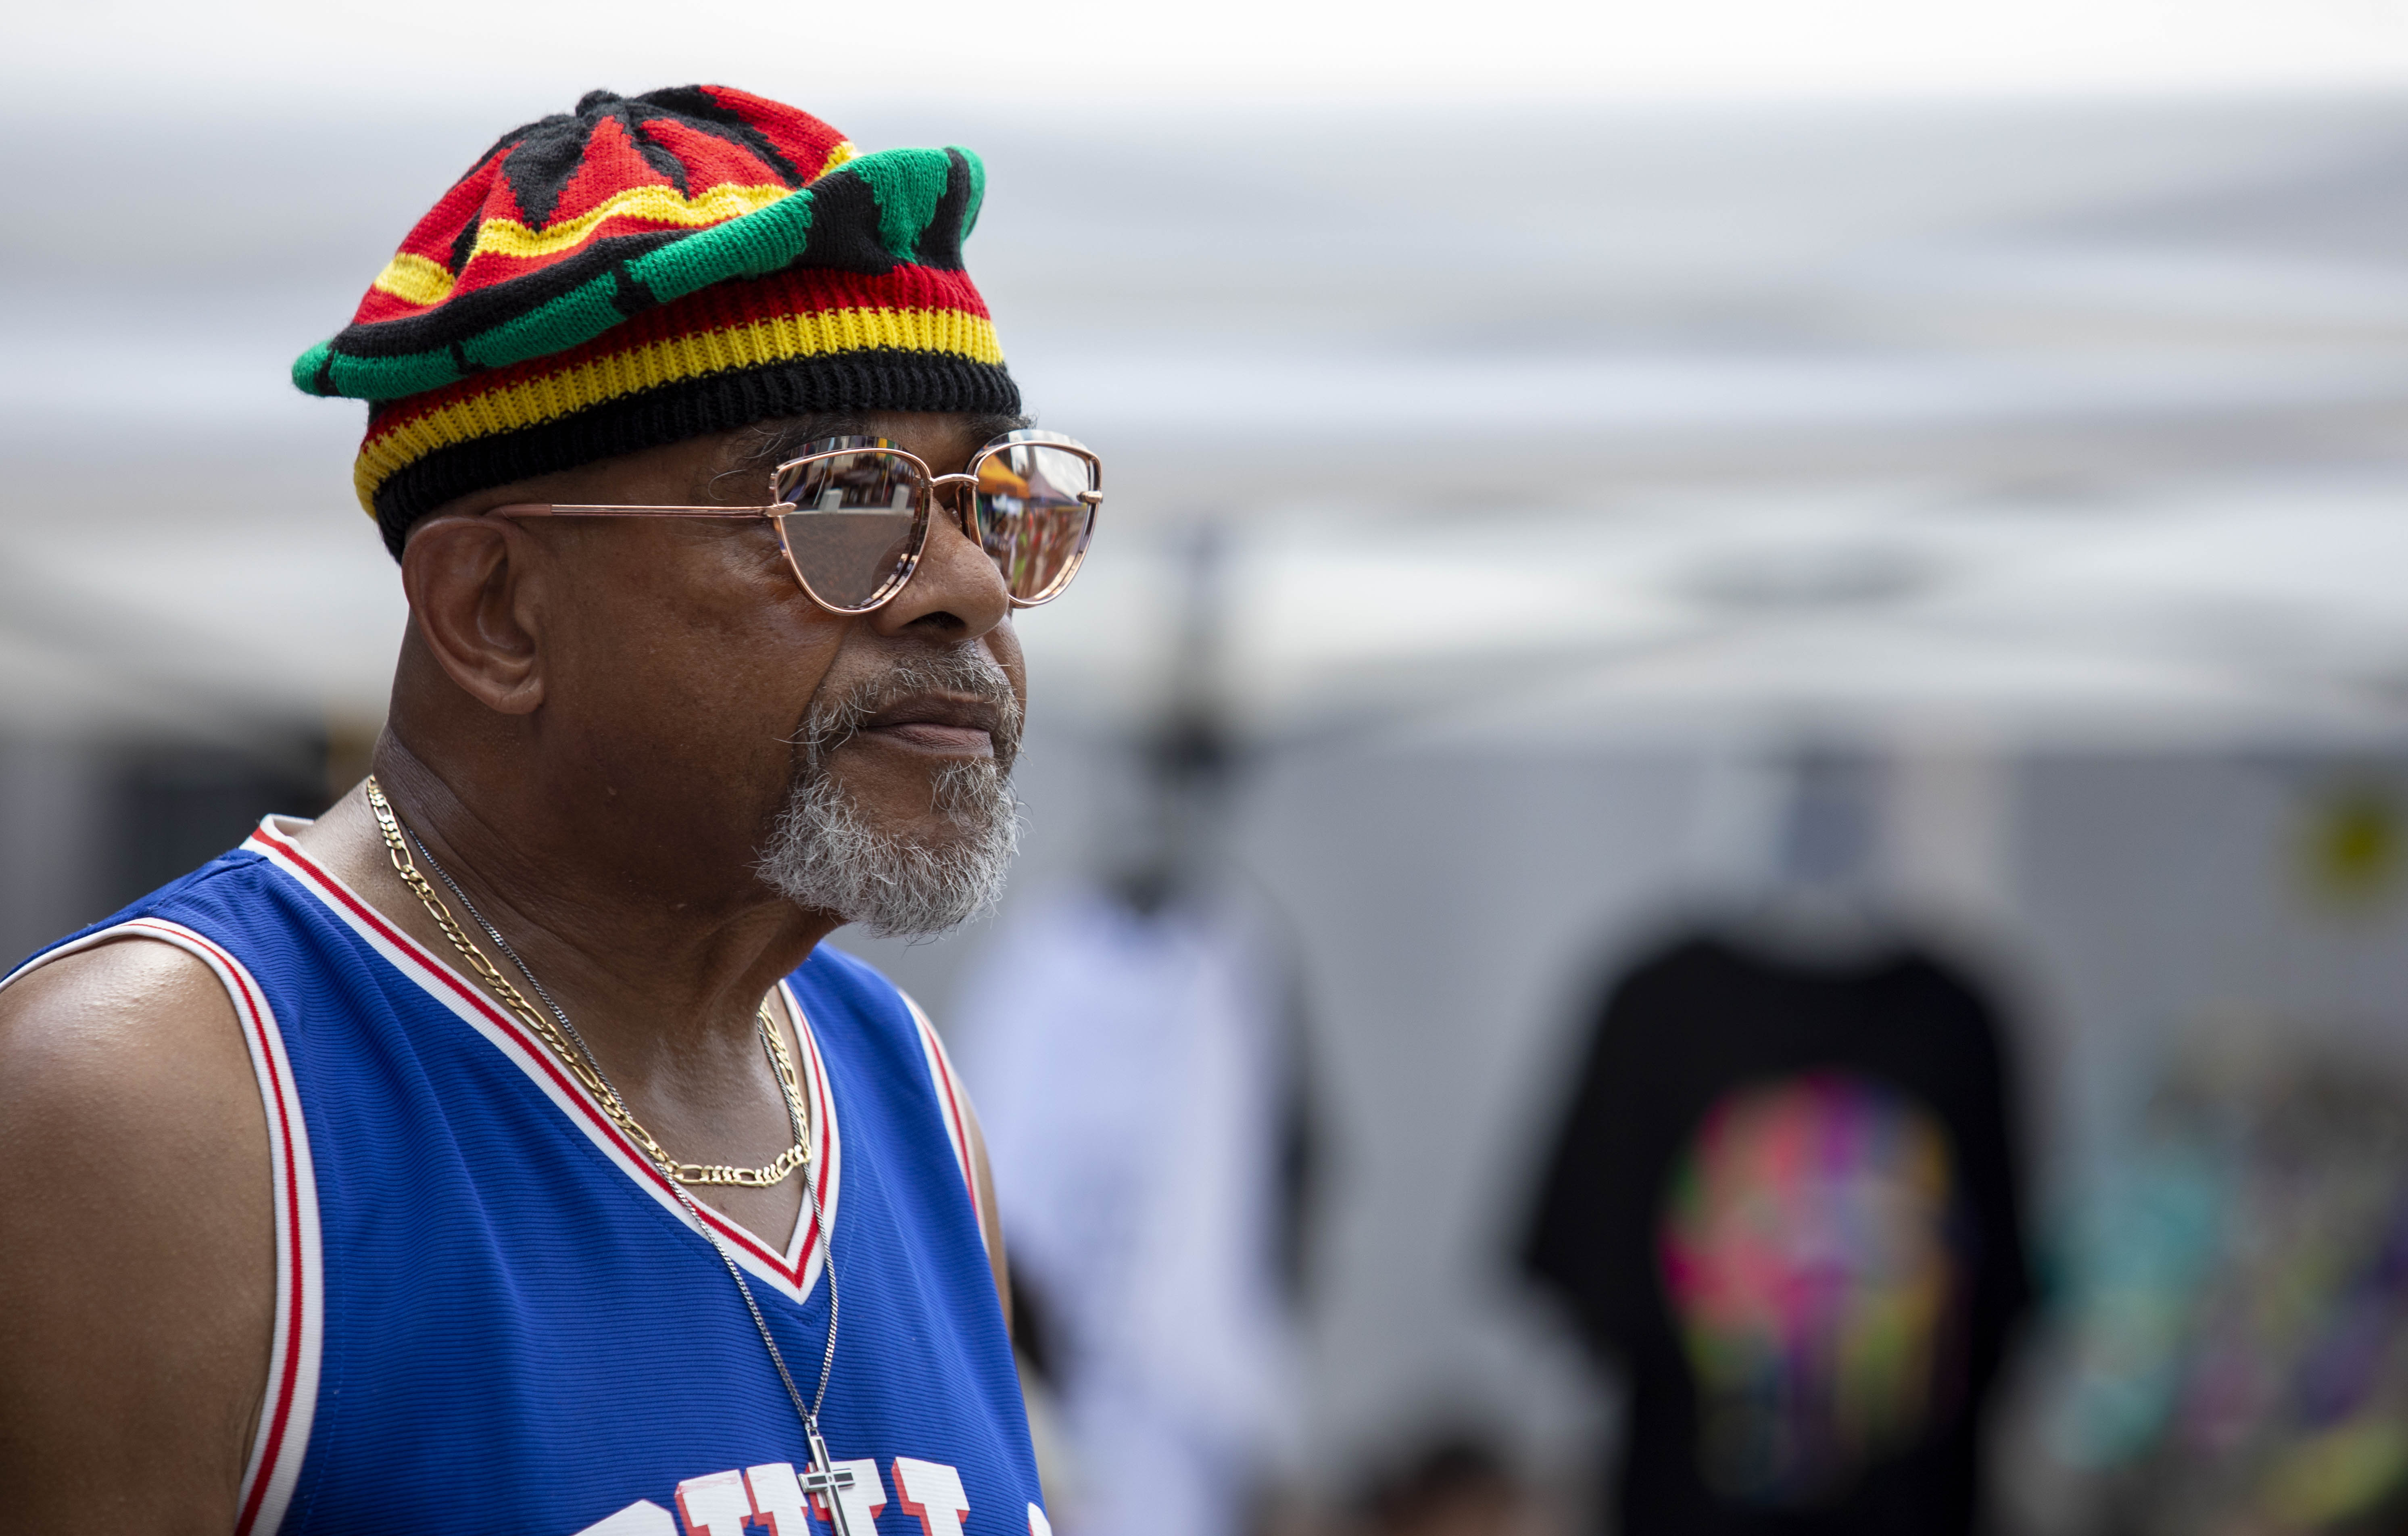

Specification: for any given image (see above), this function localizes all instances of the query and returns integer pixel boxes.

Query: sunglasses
[490,430,1102,614]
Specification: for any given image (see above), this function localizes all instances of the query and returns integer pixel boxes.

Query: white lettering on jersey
[573,1500,677,1536]
[674,1469,753,1536]
[630,1451,984,1536]
[744,1463,812,1536]
[1027,1502,1054,1536]
[893,1457,971,1536]
[810,1456,889,1532]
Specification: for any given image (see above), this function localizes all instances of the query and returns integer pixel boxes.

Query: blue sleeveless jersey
[3,819,1047,1536]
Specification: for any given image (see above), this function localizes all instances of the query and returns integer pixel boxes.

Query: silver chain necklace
[401,822,864,1533]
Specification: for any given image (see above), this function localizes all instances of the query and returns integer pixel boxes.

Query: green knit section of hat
[845,147,954,261]
[293,147,979,403]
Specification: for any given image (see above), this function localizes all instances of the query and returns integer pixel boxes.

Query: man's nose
[868,484,1011,641]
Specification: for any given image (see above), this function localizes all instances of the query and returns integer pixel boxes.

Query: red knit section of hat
[538,115,675,228]
[364,86,851,325]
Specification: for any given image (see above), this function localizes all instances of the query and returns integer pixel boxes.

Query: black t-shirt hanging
[1522,934,2030,1536]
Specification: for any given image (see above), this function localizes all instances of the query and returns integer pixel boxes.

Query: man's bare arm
[0,939,273,1531]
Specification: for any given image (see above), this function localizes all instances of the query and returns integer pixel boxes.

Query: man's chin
[753,762,1020,939]
[816,790,981,850]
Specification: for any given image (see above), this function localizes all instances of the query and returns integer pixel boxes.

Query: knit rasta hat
[294,86,1020,557]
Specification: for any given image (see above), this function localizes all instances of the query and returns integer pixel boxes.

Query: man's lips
[863,722,995,755]
[851,693,1004,757]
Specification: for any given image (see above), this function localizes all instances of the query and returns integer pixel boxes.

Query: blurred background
[15,2,2408,1532]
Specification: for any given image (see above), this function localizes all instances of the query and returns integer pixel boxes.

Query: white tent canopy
[9,92,2408,741]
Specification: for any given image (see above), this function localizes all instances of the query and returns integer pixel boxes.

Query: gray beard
[753,655,1023,939]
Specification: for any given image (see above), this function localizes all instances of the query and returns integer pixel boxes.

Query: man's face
[444,411,1029,935]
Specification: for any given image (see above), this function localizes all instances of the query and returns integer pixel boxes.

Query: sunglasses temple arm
[486,503,793,519]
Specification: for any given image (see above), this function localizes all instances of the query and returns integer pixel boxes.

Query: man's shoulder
[0,931,265,1192]
[0,864,288,1273]
[0,928,242,1043]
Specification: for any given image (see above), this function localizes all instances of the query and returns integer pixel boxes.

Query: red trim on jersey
[141,920,311,1536]
[931,1036,975,1204]
[248,822,834,1288]
[910,1010,977,1207]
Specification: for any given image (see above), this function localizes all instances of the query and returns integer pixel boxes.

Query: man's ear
[398,514,547,716]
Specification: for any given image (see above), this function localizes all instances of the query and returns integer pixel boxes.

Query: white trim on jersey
[900,991,980,1215]
[0,917,323,1536]
[243,817,843,1308]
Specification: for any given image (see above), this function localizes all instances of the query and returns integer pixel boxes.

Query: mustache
[793,649,1024,773]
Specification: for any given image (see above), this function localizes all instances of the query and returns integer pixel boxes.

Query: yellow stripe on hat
[353,304,1003,512]
[472,181,796,262]
[371,252,459,308]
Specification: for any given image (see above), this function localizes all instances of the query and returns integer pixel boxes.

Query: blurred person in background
[949,704,1312,1536]
[950,520,1310,1536]
[0,86,1100,1534]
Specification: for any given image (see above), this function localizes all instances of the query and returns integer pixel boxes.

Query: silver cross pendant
[798,1420,858,1536]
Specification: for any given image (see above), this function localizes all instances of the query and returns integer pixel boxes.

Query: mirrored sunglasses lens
[975,445,1096,603]
[775,452,926,609]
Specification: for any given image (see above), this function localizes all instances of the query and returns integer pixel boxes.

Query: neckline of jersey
[241,814,841,1298]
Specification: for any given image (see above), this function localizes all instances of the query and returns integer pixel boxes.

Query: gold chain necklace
[364,776,811,1188]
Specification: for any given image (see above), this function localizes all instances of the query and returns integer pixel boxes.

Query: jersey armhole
[1,921,323,1536]
[899,990,983,1216]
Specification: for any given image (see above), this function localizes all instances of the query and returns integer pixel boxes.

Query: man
[0,86,1098,1536]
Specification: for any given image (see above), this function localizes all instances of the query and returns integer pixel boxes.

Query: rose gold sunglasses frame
[489,430,1102,616]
